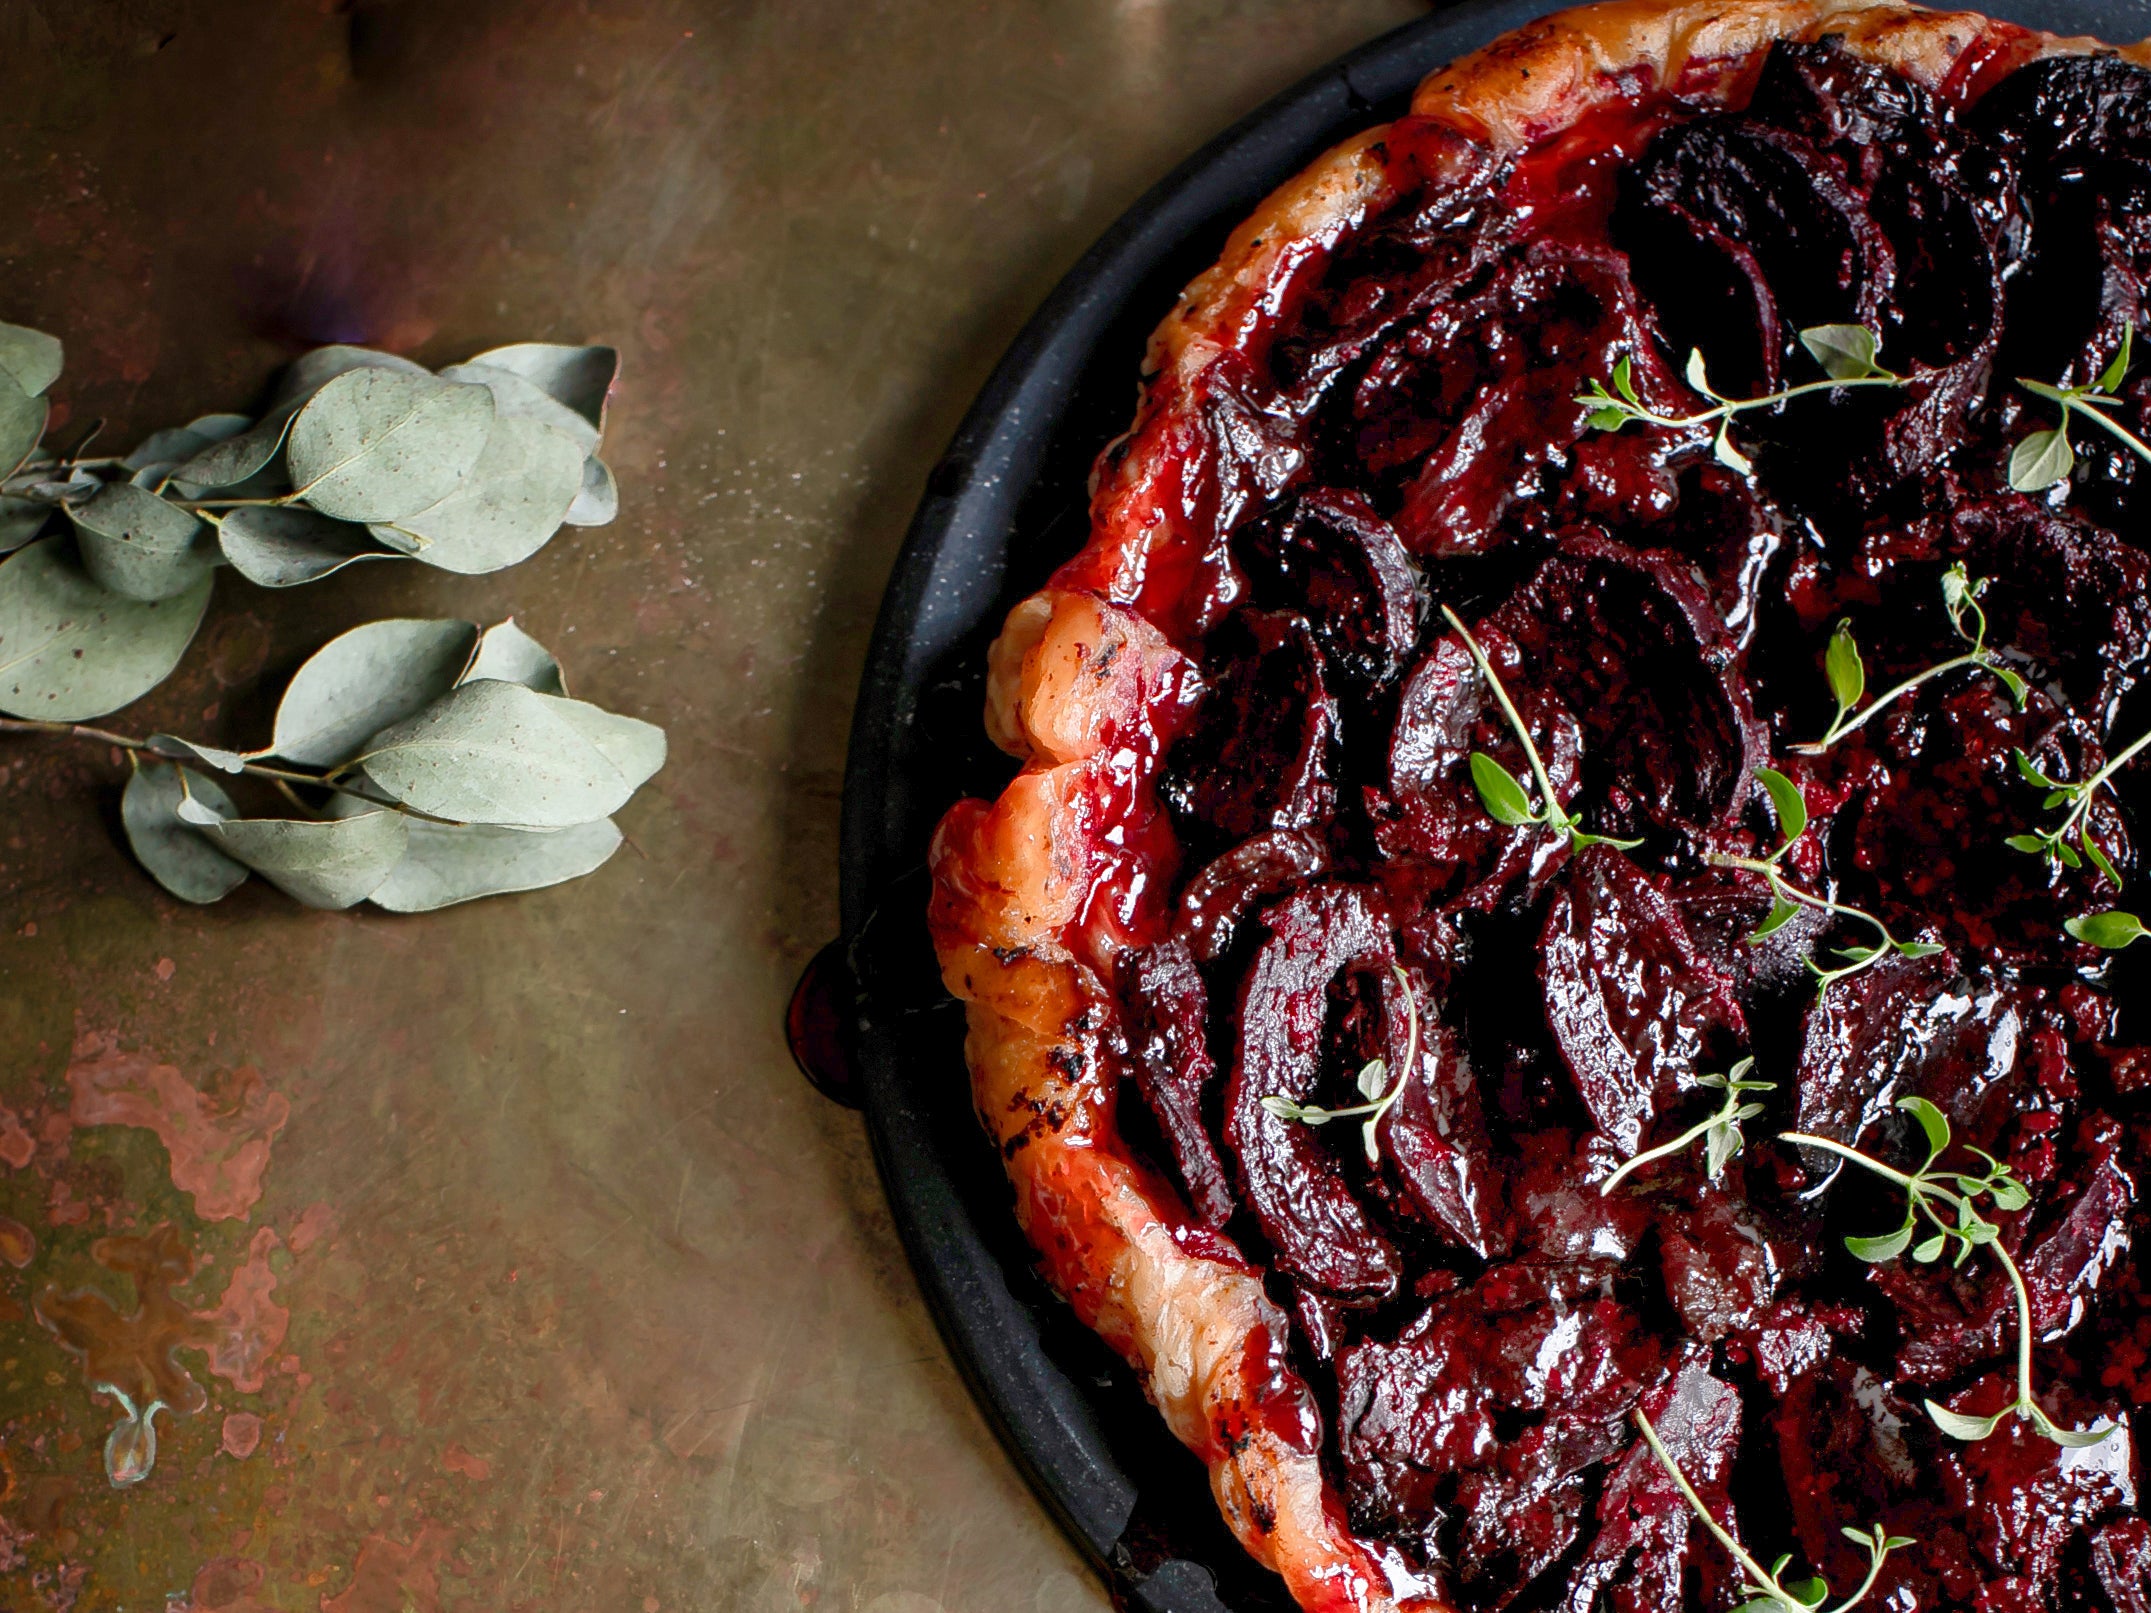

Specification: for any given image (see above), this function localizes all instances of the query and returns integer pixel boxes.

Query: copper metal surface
[0,2,1424,1607]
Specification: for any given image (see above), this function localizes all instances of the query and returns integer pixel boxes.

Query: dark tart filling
[1109,43,2151,1613]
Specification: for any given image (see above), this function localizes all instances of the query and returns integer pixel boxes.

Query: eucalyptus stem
[0,717,458,825]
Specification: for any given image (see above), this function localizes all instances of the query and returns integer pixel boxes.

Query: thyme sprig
[1634,1407,1910,1613]
[1577,325,1911,476]
[1600,1058,1773,1196]
[2006,730,2151,892]
[1261,964,1421,1167]
[1709,766,1943,992]
[1796,565,2028,753]
[1441,605,1641,853]
[1782,1097,2119,1449]
[2009,323,2151,493]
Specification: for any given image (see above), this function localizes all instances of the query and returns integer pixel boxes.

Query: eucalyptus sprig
[1261,964,1421,1167]
[1439,605,1641,853]
[0,321,665,913]
[1577,325,1911,476]
[2008,322,2151,493]
[1709,766,1942,992]
[1783,1096,2119,1449]
[1634,1407,1910,1613]
[1600,1058,1772,1195]
[2006,729,2151,891]
[1795,565,2028,753]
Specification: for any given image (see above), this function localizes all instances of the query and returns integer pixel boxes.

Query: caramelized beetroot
[1541,848,1747,1154]
[1225,884,1401,1298]
[1063,38,2151,1610]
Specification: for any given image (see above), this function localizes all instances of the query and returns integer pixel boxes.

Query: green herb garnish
[2006,729,2151,890]
[1782,1097,2119,1449]
[2065,909,2148,950]
[1709,766,1943,992]
[1441,605,1641,853]
[2009,322,2151,493]
[1261,964,1421,1167]
[1600,1057,1773,1196]
[1634,1406,1911,1613]
[1796,565,2027,753]
[1577,325,1910,476]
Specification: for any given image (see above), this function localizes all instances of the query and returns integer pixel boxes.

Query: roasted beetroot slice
[1625,118,1892,338]
[1657,1192,1787,1343]
[2089,1516,2151,1613]
[1541,847,1748,1155]
[1385,240,1690,557]
[1743,37,1926,153]
[1949,498,2151,720]
[1161,609,1339,843]
[1791,949,1967,1150]
[1173,829,1330,965]
[1235,487,1422,686]
[1376,620,1582,909]
[1937,1381,2139,1593]
[1494,536,1766,840]
[1369,967,1507,1258]
[1337,1281,1665,1547]
[1224,884,1401,1298]
[1772,1357,1940,1600]
[1610,193,1782,401]
[1118,937,1236,1229]
[1973,55,2151,170]
[1563,1359,1744,1613]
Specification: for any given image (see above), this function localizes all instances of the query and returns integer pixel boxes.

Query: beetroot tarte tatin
[926,4,2151,1608]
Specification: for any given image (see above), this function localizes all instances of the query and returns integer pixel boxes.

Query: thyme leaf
[1441,605,1642,853]
[1711,767,1938,992]
[2009,322,2151,494]
[1634,1407,1911,1613]
[2006,727,2151,888]
[1600,1057,1773,1195]
[1781,1099,2120,1448]
[1796,565,2026,754]
[1575,325,1911,473]
[2065,909,2148,950]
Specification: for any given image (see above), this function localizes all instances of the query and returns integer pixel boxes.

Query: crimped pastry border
[926,6,2145,1611]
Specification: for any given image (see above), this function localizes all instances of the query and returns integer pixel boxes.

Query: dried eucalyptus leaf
[0,370,49,477]
[69,482,211,602]
[270,616,479,767]
[145,733,249,773]
[0,322,62,398]
[0,495,48,554]
[538,693,665,792]
[438,362,599,454]
[288,368,494,523]
[121,760,249,903]
[372,414,582,574]
[358,678,634,827]
[369,816,622,912]
[123,427,215,472]
[460,618,565,694]
[218,506,398,589]
[173,415,292,492]
[465,342,616,430]
[184,413,251,444]
[265,344,429,414]
[0,537,213,720]
[371,413,584,573]
[202,809,410,909]
[563,454,617,528]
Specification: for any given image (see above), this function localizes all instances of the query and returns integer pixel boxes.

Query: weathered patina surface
[0,2,1422,1607]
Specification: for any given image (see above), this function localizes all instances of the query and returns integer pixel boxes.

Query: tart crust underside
[925,6,2147,1611]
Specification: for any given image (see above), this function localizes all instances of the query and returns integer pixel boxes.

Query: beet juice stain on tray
[841,8,2151,1613]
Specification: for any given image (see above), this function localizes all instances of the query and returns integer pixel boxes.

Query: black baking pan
[810,1,2151,1607]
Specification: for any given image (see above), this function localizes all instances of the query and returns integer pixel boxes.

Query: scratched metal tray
[829,2,2150,1606]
